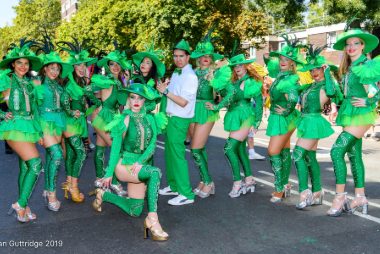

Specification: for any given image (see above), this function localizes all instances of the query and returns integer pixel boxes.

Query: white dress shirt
[166,64,198,118]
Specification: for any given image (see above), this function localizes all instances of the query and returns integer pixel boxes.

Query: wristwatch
[163,88,169,96]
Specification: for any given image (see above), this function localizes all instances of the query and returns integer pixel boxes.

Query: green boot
[224,138,242,181]
[18,158,43,208]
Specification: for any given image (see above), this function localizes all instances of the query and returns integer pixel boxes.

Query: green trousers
[18,157,43,208]
[44,144,63,192]
[306,150,322,193]
[224,138,253,181]
[165,116,194,200]
[191,147,212,185]
[65,136,86,178]
[294,146,321,193]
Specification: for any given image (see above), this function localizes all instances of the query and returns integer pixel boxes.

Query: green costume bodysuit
[103,109,162,216]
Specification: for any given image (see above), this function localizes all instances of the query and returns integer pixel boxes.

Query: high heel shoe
[193,181,204,195]
[65,183,85,203]
[198,182,215,198]
[25,206,37,221]
[284,184,292,198]
[244,177,256,193]
[92,188,104,212]
[270,191,285,203]
[8,202,29,223]
[296,189,312,210]
[229,181,245,198]
[349,194,369,215]
[310,190,324,206]
[327,192,350,217]
[44,191,61,212]
[110,183,127,196]
[144,216,169,241]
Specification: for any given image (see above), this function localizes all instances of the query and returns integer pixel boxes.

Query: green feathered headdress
[269,34,305,65]
[57,38,97,66]
[190,27,224,61]
[97,41,132,71]
[299,44,337,72]
[0,38,43,71]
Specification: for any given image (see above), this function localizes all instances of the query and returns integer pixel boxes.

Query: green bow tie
[174,68,182,75]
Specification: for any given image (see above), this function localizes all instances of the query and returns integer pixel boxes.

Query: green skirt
[92,107,118,131]
[0,115,41,142]
[336,98,378,127]
[224,104,255,132]
[66,115,88,138]
[192,100,220,124]
[296,113,334,139]
[266,110,299,136]
[40,111,66,136]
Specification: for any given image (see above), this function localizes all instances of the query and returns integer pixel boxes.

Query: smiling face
[12,58,30,77]
[44,63,61,80]
[310,67,324,82]
[279,55,294,71]
[345,37,364,59]
[233,64,247,79]
[173,49,190,69]
[128,93,145,112]
[74,63,87,78]
[108,61,121,77]
[140,57,153,76]
[199,55,212,69]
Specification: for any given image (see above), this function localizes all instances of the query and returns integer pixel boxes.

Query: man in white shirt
[157,39,198,205]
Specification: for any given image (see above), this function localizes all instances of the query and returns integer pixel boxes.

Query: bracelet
[163,89,169,96]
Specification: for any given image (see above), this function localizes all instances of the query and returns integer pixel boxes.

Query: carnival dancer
[293,45,342,209]
[58,39,98,202]
[327,19,380,216]
[189,34,223,198]
[93,83,168,241]
[157,39,198,205]
[0,39,43,222]
[266,35,303,203]
[90,49,131,196]
[206,53,263,198]
[35,37,74,211]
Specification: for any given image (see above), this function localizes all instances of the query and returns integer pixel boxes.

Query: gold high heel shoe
[7,202,29,223]
[92,188,104,212]
[349,194,369,215]
[144,216,169,241]
[65,183,85,203]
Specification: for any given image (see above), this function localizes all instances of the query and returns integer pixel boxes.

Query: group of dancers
[0,19,379,241]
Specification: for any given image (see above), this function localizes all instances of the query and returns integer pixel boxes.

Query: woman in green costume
[0,39,43,222]
[90,50,131,196]
[189,36,223,198]
[35,38,74,211]
[206,54,263,198]
[58,39,98,203]
[327,20,380,216]
[92,83,168,241]
[293,45,342,210]
[266,35,303,203]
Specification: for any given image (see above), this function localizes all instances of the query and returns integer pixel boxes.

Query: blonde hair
[195,57,217,82]
[231,63,264,83]
[338,38,365,80]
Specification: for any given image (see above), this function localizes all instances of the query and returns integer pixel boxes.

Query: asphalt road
[0,112,379,254]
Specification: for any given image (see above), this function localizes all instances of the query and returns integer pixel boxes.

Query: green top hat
[269,34,305,65]
[299,45,338,72]
[228,54,255,66]
[0,38,43,71]
[97,50,132,70]
[38,52,74,78]
[58,38,97,66]
[190,29,223,61]
[132,40,166,78]
[173,39,191,54]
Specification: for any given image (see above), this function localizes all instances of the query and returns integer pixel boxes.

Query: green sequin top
[195,68,214,100]
[269,71,299,116]
[104,109,157,178]
[37,78,66,112]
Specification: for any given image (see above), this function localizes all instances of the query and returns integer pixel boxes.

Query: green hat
[228,54,255,66]
[58,39,97,66]
[118,83,160,105]
[299,45,338,72]
[97,50,132,70]
[39,52,74,78]
[173,39,191,54]
[190,30,224,61]
[333,29,379,54]
[269,34,305,65]
[0,38,43,71]
[132,41,166,78]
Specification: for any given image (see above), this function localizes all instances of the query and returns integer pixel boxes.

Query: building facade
[61,0,78,21]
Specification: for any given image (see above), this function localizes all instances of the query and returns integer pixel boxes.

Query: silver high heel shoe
[193,181,204,195]
[296,189,312,210]
[198,182,215,198]
[244,177,256,193]
[229,181,246,198]
[310,190,324,206]
[327,192,350,217]
[349,194,368,215]
[8,202,29,223]
[44,191,61,212]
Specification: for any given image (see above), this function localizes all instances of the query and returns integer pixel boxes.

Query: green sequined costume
[331,55,379,188]
[0,72,43,209]
[211,74,263,181]
[103,110,162,215]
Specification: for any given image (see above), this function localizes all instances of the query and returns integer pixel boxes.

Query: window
[327,32,337,48]
[279,42,286,50]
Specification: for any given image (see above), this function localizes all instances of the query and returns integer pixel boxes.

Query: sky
[0,0,19,27]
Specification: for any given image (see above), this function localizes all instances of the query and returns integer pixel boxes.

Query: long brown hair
[231,63,264,83]
[38,63,64,86]
[338,38,364,80]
